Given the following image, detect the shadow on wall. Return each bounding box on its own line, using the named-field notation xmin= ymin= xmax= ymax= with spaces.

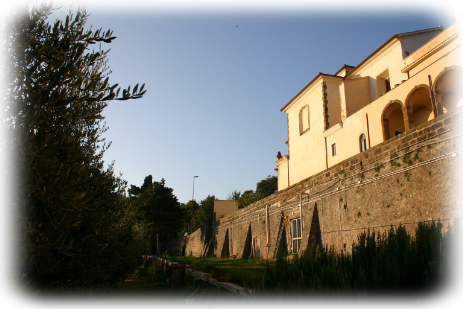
xmin=220 ymin=229 xmax=230 ymax=258
xmin=241 ymin=224 xmax=253 ymax=259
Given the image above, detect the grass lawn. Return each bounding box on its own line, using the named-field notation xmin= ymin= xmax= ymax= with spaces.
xmin=81 ymin=257 xmax=272 ymax=302
xmin=169 ymin=256 xmax=274 ymax=289
xmin=78 ymin=268 xmax=192 ymax=309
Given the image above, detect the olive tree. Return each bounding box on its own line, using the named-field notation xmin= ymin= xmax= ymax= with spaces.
xmin=3 ymin=4 xmax=146 ymax=290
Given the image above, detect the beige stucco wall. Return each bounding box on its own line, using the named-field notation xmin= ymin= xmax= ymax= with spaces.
xmin=325 ymin=76 xmax=343 ymax=127
xmin=276 ymin=155 xmax=289 ymax=191
xmin=325 ymin=112 xmax=368 ymax=168
xmin=213 ymin=200 xmax=238 ymax=222
xmin=342 ymin=76 xmax=371 ymax=117
xmin=409 ymin=32 xmax=461 ymax=77
xmin=282 ymin=75 xmax=346 ymax=188
xmin=336 ymin=67 xmax=348 ymax=77
xmin=285 ymin=78 xmax=327 ymax=187
xmin=347 ymin=40 xmax=409 ymax=103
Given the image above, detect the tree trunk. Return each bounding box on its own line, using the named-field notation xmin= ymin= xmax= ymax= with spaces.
xmin=149 ymin=234 xmax=153 ymax=255
xmin=156 ymin=233 xmax=160 ymax=256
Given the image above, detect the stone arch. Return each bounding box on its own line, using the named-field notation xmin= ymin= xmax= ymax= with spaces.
xmin=433 ymin=66 xmax=463 ymax=115
xmin=381 ymin=100 xmax=406 ymax=141
xmin=405 ymin=84 xmax=434 ymax=128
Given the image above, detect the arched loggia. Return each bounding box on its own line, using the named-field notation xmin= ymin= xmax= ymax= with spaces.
xmin=382 ymin=101 xmax=406 ymax=141
xmin=405 ymin=85 xmax=434 ymax=128
xmin=434 ymin=67 xmax=463 ymax=115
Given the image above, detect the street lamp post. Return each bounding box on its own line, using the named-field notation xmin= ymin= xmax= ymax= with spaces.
xmin=192 ymin=176 xmax=199 ymax=201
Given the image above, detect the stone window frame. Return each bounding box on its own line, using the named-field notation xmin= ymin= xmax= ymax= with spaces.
xmin=291 ymin=218 xmax=302 ymax=254
xmin=299 ymin=104 xmax=310 ymax=135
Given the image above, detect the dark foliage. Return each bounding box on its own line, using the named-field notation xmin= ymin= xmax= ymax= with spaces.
xmin=237 ymin=190 xmax=263 ymax=209
xmin=4 ymin=4 xmax=146 ymax=291
xmin=198 ymin=195 xmax=215 ymax=227
xmin=256 ymin=175 xmax=277 ymax=198
xmin=130 ymin=175 xmax=184 ymax=254
xmin=231 ymin=175 xmax=277 ymax=209
xmin=130 ymin=176 xmax=184 ymax=236
xmin=262 ymin=222 xmax=455 ymax=296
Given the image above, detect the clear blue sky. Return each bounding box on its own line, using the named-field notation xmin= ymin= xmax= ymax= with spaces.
xmin=49 ymin=1 xmax=455 ymax=204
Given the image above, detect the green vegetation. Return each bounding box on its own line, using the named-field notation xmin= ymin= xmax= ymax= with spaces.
xmin=255 ymin=175 xmax=278 ymax=197
xmin=179 ymin=175 xmax=278 ymax=236
xmin=261 ymin=221 xmax=454 ymax=295
xmin=228 ymin=175 xmax=278 ymax=209
xmin=79 ymin=264 xmax=188 ymax=309
xmin=402 ymin=148 xmax=413 ymax=166
xmin=170 ymin=256 xmax=273 ymax=289
xmin=179 ymin=195 xmax=216 ymax=236
xmin=390 ymin=153 xmax=401 ymax=167
xmin=6 ymin=4 xmax=146 ymax=291
xmin=129 ymin=175 xmax=184 ymax=255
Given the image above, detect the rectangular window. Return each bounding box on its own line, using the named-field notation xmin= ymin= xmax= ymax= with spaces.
xmin=376 ymin=69 xmax=390 ymax=97
xmin=291 ymin=218 xmax=302 ymax=254
xmin=299 ymin=105 xmax=310 ymax=135
xmin=385 ymin=78 xmax=391 ymax=92
xmin=331 ymin=143 xmax=337 ymax=157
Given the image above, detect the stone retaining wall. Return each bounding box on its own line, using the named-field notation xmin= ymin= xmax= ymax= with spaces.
xmin=167 ymin=225 xmax=211 ymax=256
xmin=177 ymin=111 xmax=463 ymax=259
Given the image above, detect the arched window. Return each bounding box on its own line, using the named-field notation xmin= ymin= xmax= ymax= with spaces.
xmin=359 ymin=134 xmax=367 ymax=152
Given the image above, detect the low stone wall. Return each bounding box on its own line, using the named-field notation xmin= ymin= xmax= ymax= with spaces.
xmin=176 ymin=111 xmax=463 ymax=258
xmin=167 ymin=225 xmax=211 ymax=257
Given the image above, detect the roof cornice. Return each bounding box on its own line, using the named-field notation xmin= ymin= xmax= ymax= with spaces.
xmin=334 ymin=64 xmax=356 ymax=76
xmin=281 ymin=73 xmax=343 ymax=112
xmin=401 ymin=24 xmax=458 ymax=73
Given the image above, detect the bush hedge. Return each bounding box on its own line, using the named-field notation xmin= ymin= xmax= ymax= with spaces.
xmin=252 ymin=222 xmax=463 ymax=309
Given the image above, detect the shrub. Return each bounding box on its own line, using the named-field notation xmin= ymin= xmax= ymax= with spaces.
xmin=261 ymin=221 xmax=454 ymax=295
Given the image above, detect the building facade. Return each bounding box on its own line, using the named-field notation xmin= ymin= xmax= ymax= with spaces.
xmin=277 ymin=24 xmax=462 ymax=191
xmin=168 ymin=23 xmax=462 ymax=259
